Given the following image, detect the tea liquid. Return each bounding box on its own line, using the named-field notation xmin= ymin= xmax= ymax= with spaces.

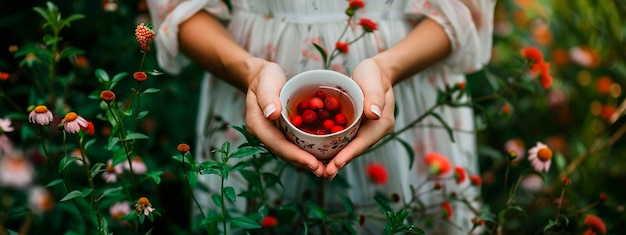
xmin=287 ymin=85 xmax=356 ymax=135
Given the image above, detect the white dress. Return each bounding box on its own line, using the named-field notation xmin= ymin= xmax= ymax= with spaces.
xmin=148 ymin=0 xmax=495 ymax=234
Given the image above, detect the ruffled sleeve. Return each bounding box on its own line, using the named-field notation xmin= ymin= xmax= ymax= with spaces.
xmin=147 ymin=0 xmax=231 ymax=75
xmin=405 ymin=0 xmax=496 ymax=74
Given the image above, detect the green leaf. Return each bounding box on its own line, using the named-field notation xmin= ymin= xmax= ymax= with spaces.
xmin=45 ymin=179 xmax=63 ymax=188
xmin=61 ymin=188 xmax=92 ymax=202
xmin=306 ymin=201 xmax=327 ymax=221
xmin=498 ymin=206 xmax=527 ymax=224
xmin=312 ymin=43 xmax=328 ymax=67
xmin=95 ymin=68 xmax=110 ymax=83
xmin=228 ymin=216 xmax=261 ymax=229
xmin=341 ymin=196 xmax=355 ymax=219
xmin=224 ymin=186 xmax=236 ymax=203
xmin=394 ymin=224 xmax=425 ymax=234
xmin=394 ymin=138 xmax=415 ymax=170
xmin=229 ymin=161 xmax=250 ymax=172
xmin=59 ymin=156 xmax=78 ymax=172
xmin=58 ymin=47 xmax=84 ymax=60
xmin=90 ymin=162 xmax=106 ymax=179
xmin=109 ymin=72 xmax=128 ymax=90
xmin=63 ymin=14 xmax=85 ymax=25
xmin=374 ymin=195 xmax=394 ymax=221
xmin=428 ymin=112 xmax=455 ymax=142
xmin=144 ymin=171 xmax=163 ymax=185
xmin=200 ymin=212 xmax=223 ymax=225
xmin=231 ymin=146 xmax=261 ymax=158
xmin=125 ymin=132 xmax=149 ymax=141
xmin=137 ymin=111 xmax=149 ymax=119
xmin=84 ymin=138 xmax=97 ymax=151
xmin=211 ymin=194 xmax=222 ymax=208
xmin=261 ymin=172 xmax=284 ymax=189
xmin=142 ymin=88 xmax=160 ymax=94
xmin=97 ymin=186 xmax=123 ymax=201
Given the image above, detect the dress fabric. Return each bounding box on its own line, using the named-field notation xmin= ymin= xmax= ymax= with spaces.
xmin=148 ymin=0 xmax=495 ymax=234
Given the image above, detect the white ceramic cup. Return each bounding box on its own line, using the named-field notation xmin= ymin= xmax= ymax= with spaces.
xmin=278 ymin=69 xmax=364 ymax=160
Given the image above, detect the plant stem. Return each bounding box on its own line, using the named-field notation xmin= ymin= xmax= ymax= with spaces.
xmin=503 ymin=161 xmax=510 ymax=197
xmin=77 ymin=135 xmax=103 ymax=230
xmin=554 ymin=187 xmax=566 ymax=222
xmin=367 ymin=105 xmax=439 ymax=153
xmin=108 ymin=102 xmax=137 ymax=196
xmin=220 ymin=175 xmax=227 ymax=235
xmin=182 ymin=153 xmax=206 ymax=220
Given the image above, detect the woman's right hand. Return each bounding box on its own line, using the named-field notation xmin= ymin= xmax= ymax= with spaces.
xmin=243 ymin=58 xmax=326 ymax=177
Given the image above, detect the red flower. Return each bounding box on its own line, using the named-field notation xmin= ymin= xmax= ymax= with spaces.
xmin=134 ymin=72 xmax=148 ymax=82
xmin=583 ymin=214 xmax=606 ymax=234
xmin=335 ymin=41 xmax=349 ymax=53
xmin=82 ymin=121 xmax=95 ymax=135
xmin=0 ymin=72 xmax=9 ymax=80
xmin=366 ymin=162 xmax=388 ymax=185
xmin=261 ymin=216 xmax=278 ymax=227
xmin=583 ymin=229 xmax=597 ymax=235
xmin=502 ymin=104 xmax=511 ymax=115
xmin=469 ymin=175 xmax=482 ymax=186
xmin=433 ymin=182 xmax=442 ymax=190
xmin=359 ymin=18 xmax=378 ymax=32
xmin=440 ymin=201 xmax=453 ymax=220
xmin=135 ymin=23 xmax=155 ymax=51
xmin=538 ymin=62 xmax=552 ymax=89
xmin=598 ymin=192 xmax=608 ymax=203
xmin=425 ymin=152 xmax=451 ymax=176
xmin=561 ymin=177 xmax=572 ymax=186
xmin=454 ymin=166 xmax=466 ymax=184
xmin=457 ymin=82 xmax=466 ymax=90
xmin=349 ymin=0 xmax=365 ymax=9
xmin=521 ymin=46 xmax=544 ymax=63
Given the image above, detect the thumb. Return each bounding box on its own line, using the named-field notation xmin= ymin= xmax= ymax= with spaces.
xmin=256 ymin=63 xmax=286 ymax=121
xmin=353 ymin=61 xmax=386 ymax=120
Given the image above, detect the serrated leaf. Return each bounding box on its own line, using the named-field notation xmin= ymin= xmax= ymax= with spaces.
xmin=229 ymin=216 xmax=261 ymax=229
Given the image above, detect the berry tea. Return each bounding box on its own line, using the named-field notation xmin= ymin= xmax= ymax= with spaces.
xmin=286 ymin=84 xmax=356 ymax=135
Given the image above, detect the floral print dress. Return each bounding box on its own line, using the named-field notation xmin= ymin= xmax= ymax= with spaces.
xmin=148 ymin=0 xmax=495 ymax=233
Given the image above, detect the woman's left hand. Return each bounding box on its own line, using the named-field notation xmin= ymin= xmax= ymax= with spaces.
xmin=323 ymin=58 xmax=396 ymax=180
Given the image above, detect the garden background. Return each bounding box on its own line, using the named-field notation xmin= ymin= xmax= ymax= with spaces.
xmin=0 ymin=0 xmax=625 ymax=234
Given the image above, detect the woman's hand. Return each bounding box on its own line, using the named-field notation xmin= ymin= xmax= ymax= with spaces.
xmin=244 ymin=58 xmax=326 ymax=177
xmin=323 ymin=58 xmax=395 ymax=180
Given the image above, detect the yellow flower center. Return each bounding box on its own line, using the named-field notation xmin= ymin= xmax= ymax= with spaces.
xmin=64 ymin=112 xmax=78 ymax=122
xmin=537 ymin=148 xmax=552 ymax=162
xmin=34 ymin=105 xmax=48 ymax=113
xmin=138 ymin=197 xmax=150 ymax=204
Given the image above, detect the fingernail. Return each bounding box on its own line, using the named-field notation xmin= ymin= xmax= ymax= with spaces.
xmin=370 ymin=105 xmax=381 ymax=118
xmin=263 ymin=104 xmax=276 ymax=118
xmin=329 ymin=173 xmax=337 ymax=181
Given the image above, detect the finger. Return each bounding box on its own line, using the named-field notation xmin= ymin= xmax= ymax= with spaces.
xmin=246 ymin=91 xmax=324 ymax=177
xmin=324 ymin=91 xmax=395 ymax=179
xmin=256 ymin=63 xmax=286 ymax=121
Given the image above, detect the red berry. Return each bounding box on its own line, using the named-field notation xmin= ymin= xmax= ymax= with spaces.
xmin=334 ymin=113 xmax=347 ymax=126
xmin=308 ymin=97 xmax=324 ymax=110
xmin=302 ymin=110 xmax=318 ymax=123
xmin=291 ymin=115 xmax=303 ymax=127
xmin=324 ymin=97 xmax=340 ymax=111
xmin=323 ymin=120 xmax=335 ymax=130
xmin=297 ymin=101 xmax=309 ymax=114
xmin=330 ymin=125 xmax=344 ymax=133
xmin=315 ymin=90 xmax=326 ymax=99
xmin=317 ymin=109 xmax=331 ymax=120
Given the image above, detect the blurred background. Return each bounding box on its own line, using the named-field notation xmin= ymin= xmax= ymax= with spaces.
xmin=1 ymin=0 xmax=625 ymax=234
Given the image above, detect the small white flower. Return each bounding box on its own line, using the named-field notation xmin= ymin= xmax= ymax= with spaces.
xmin=28 ymin=106 xmax=54 ymax=126
xmin=135 ymin=197 xmax=155 ymax=216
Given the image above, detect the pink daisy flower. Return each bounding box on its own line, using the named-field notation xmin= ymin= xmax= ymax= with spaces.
xmin=61 ymin=112 xmax=88 ymax=134
xmin=28 ymin=105 xmax=54 ymax=125
xmin=527 ymin=142 xmax=552 ymax=172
